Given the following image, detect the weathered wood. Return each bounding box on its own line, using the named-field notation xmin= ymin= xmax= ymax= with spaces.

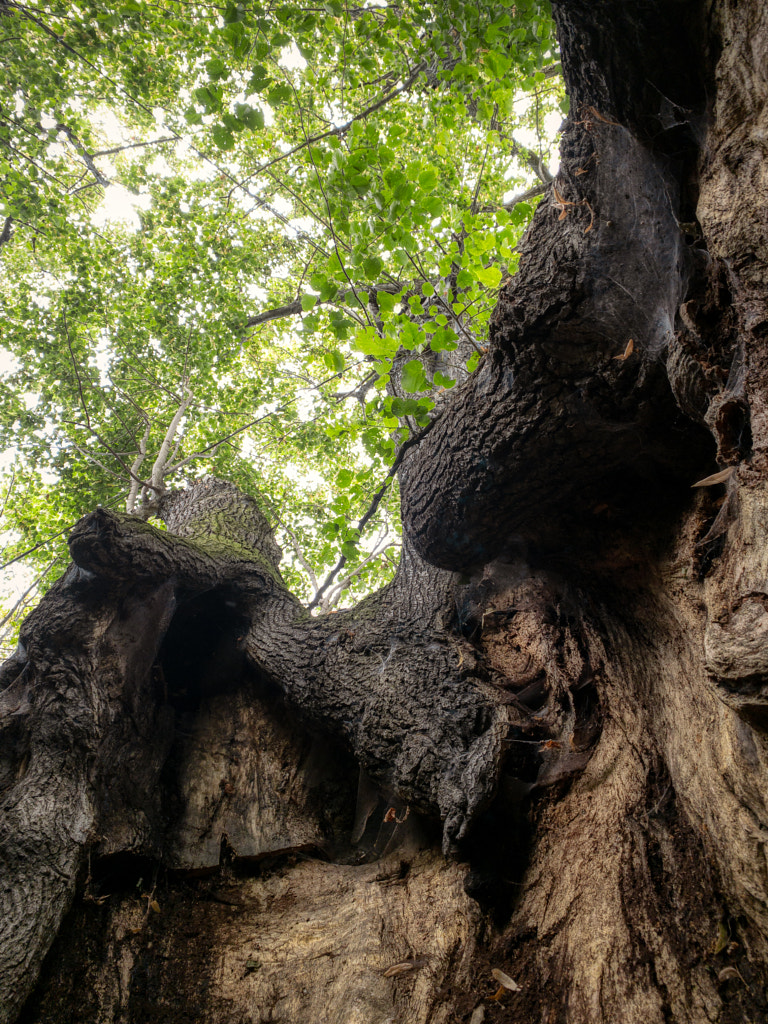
xmin=5 ymin=0 xmax=768 ymax=1021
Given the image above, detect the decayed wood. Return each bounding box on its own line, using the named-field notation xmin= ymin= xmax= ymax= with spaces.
xmin=21 ymin=852 xmax=484 ymax=1024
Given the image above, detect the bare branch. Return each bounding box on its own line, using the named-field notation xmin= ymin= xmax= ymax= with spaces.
xmin=321 ymin=534 xmax=397 ymax=612
xmin=245 ymin=298 xmax=304 ymax=328
xmin=56 ymin=122 xmax=109 ymax=186
xmin=0 ymin=490 xmax=128 ymax=572
xmin=126 ymin=418 xmax=152 ymax=513
xmin=149 ymin=385 xmax=194 ymax=494
xmin=0 ymin=471 xmax=15 ymax=519
xmin=0 ymin=555 xmax=61 ymax=635
xmin=71 ymin=440 xmax=125 ymax=480
xmin=260 ymin=497 xmax=320 ymax=593
xmin=91 ymin=135 xmax=176 ymax=158
xmin=64 ymin=319 xmax=152 ymax=492
xmin=0 ymin=216 xmax=12 ymax=247
xmin=244 ymin=282 xmax=402 ymax=329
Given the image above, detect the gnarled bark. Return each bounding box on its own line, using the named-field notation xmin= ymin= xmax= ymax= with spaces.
xmin=4 ymin=0 xmax=768 ymax=1021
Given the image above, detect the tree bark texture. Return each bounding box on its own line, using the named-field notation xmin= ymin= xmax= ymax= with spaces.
xmin=3 ymin=0 xmax=768 ymax=1022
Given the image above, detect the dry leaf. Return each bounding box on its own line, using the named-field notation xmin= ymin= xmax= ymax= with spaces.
xmin=383 ymin=958 xmax=426 ymax=977
xmin=718 ymin=966 xmax=747 ymax=985
xmin=149 ymin=899 xmax=161 ymax=914
xmin=692 ymin=467 xmax=735 ymax=488
xmin=583 ymin=105 xmax=620 ymax=125
xmin=491 ymin=967 xmax=521 ymax=992
xmin=614 ymin=339 xmax=634 ymax=361
xmin=713 ymin=921 xmax=729 ymax=955
xmin=470 ymin=1006 xmax=486 ymax=1024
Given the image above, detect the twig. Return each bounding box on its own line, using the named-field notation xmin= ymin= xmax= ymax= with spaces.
xmin=0 ymin=555 xmax=61 ymax=633
xmin=307 ymin=413 xmax=442 ymax=612
xmin=56 ymin=122 xmax=109 ymax=186
xmin=91 ymin=136 xmax=176 ymax=158
xmin=0 ymin=471 xmax=15 ymax=518
xmin=237 ymin=62 xmax=427 ymax=190
xmin=244 ymin=282 xmax=402 ymax=329
xmin=64 ymin=318 xmax=152 ymax=491
xmin=321 ymin=535 xmax=397 ymax=611
xmin=0 ymin=490 xmax=128 ymax=572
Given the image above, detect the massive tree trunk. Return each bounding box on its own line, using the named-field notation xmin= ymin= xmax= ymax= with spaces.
xmin=3 ymin=0 xmax=768 ymax=1021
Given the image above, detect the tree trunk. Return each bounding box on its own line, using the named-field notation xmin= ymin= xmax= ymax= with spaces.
xmin=3 ymin=0 xmax=768 ymax=1021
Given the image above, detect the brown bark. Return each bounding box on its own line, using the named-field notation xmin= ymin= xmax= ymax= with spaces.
xmin=3 ymin=0 xmax=768 ymax=1022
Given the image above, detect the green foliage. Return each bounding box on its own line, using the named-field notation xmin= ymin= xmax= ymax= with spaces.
xmin=0 ymin=0 xmax=562 ymax=634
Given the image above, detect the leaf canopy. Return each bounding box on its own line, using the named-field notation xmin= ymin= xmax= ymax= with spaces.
xmin=0 ymin=0 xmax=563 ymax=638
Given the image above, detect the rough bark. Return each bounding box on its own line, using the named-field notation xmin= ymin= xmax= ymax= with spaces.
xmin=3 ymin=0 xmax=768 ymax=1022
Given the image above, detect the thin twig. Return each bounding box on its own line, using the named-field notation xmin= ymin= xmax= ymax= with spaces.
xmin=0 ymin=555 xmax=61 ymax=633
xmin=237 ymin=62 xmax=426 ymax=190
xmin=307 ymin=412 xmax=442 ymax=612
xmin=322 ymin=535 xmax=396 ymax=611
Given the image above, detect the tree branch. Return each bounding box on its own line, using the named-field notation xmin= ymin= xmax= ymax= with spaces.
xmin=307 ymin=412 xmax=441 ymax=612
xmin=245 ymin=282 xmax=402 ymax=329
xmin=238 ymin=62 xmax=427 ymax=188
xmin=149 ymin=386 xmax=194 ymax=494
xmin=55 ymin=122 xmax=109 ymax=186
xmin=126 ymin=418 xmax=152 ymax=513
xmin=0 ymin=216 xmax=12 ymax=247
xmin=320 ymin=533 xmax=397 ymax=612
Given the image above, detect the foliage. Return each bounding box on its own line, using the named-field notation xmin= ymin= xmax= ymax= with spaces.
xmin=0 ymin=0 xmax=563 ymax=637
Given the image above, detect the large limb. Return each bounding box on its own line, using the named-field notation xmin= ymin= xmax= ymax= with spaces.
xmin=400 ymin=1 xmax=718 ymax=571
xmin=67 ymin=487 xmax=518 ymax=853
xmin=0 ymin=571 xmax=177 ymax=1024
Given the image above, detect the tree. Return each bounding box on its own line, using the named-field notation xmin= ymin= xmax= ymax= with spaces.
xmin=3 ymin=0 xmax=768 ymax=1022
xmin=0 ymin=0 xmax=561 ymax=625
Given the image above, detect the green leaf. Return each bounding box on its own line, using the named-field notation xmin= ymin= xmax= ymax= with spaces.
xmin=206 ymin=58 xmax=227 ymax=81
xmin=234 ymin=103 xmax=264 ymax=131
xmin=417 ymin=166 xmax=439 ymax=192
xmin=301 ymin=294 xmax=317 ymax=312
xmin=401 ymin=359 xmax=429 ymax=393
xmin=399 ymin=322 xmax=422 ymax=350
xmin=475 ymin=265 xmax=502 ymax=288
xmin=376 ymin=290 xmax=396 ymax=314
xmin=354 ymin=326 xmax=395 ymax=357
xmin=391 ymin=397 xmax=419 ymax=417
xmin=267 ymin=83 xmax=292 ymax=106
xmin=363 ymin=256 xmax=383 ymax=280
xmin=211 ymin=126 xmax=235 ymax=150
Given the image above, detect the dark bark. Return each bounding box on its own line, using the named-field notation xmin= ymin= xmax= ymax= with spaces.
xmin=3 ymin=0 xmax=768 ymax=1021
